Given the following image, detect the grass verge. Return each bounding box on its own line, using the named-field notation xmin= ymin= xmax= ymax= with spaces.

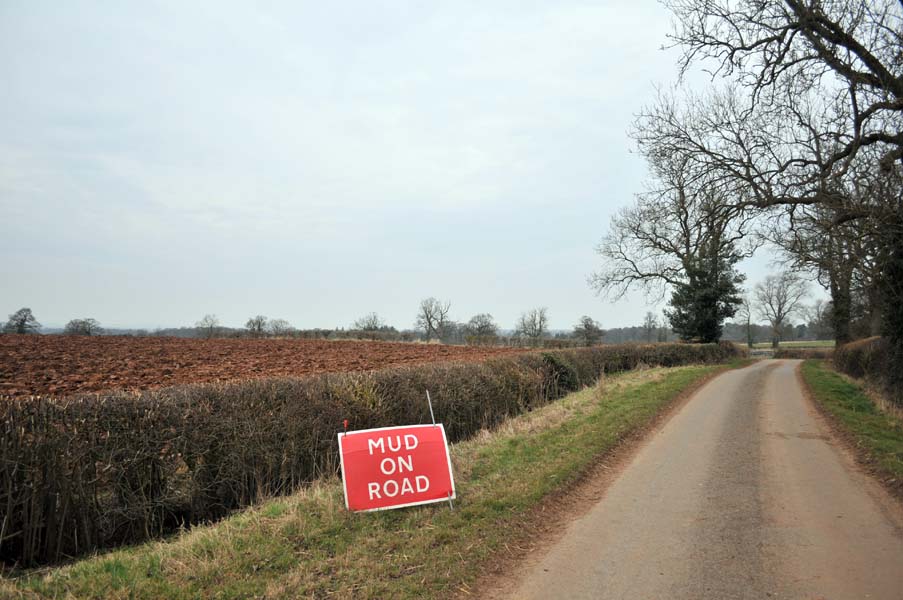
xmin=800 ymin=360 xmax=903 ymax=497
xmin=3 ymin=362 xmax=740 ymax=599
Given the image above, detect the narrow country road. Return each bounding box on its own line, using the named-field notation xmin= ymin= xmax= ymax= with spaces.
xmin=509 ymin=360 xmax=903 ymax=599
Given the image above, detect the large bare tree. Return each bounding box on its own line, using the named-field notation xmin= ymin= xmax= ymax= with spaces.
xmin=666 ymin=0 xmax=903 ymax=176
xmin=592 ymin=147 xmax=758 ymax=301
xmin=768 ymin=189 xmax=883 ymax=344
xmin=755 ymin=273 xmax=809 ymax=348
xmin=646 ymin=0 xmax=903 ymax=398
xmin=591 ymin=135 xmax=753 ymax=342
xmin=196 ymin=314 xmax=221 ymax=339
xmin=515 ymin=307 xmax=549 ymax=345
xmin=353 ymin=312 xmax=384 ymax=331
xmin=245 ymin=315 xmax=268 ymax=338
xmin=267 ymin=319 xmax=294 ymax=336
xmin=416 ymin=298 xmax=450 ymax=342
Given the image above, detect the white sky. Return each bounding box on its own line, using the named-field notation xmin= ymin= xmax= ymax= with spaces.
xmin=1 ymin=1 xmax=808 ymax=330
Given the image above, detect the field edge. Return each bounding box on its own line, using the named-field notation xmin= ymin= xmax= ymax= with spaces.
xmin=3 ymin=360 xmax=748 ymax=599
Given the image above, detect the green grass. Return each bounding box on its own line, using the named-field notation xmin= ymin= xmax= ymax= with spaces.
xmin=3 ymin=362 xmax=739 ymax=599
xmin=801 ymin=360 xmax=903 ymax=488
xmin=752 ymin=339 xmax=835 ymax=349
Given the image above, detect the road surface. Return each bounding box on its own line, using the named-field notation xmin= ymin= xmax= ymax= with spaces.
xmin=510 ymin=360 xmax=903 ymax=599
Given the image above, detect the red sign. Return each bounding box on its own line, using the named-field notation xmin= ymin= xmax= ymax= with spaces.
xmin=338 ymin=424 xmax=456 ymax=512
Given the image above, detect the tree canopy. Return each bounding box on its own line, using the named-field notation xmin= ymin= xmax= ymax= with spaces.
xmin=3 ymin=308 xmax=41 ymax=334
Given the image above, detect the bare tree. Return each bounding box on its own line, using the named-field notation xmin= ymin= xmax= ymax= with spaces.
xmin=650 ymin=0 xmax=903 ymax=359
xmin=590 ymin=134 xmax=753 ymax=344
xmin=755 ymin=274 xmax=810 ymax=348
xmin=353 ymin=312 xmax=385 ymax=331
xmin=515 ymin=307 xmax=549 ymax=345
xmin=734 ymin=295 xmax=755 ymax=349
xmin=196 ymin=314 xmax=221 ymax=339
xmin=64 ymin=318 xmax=104 ymax=336
xmin=642 ymin=311 xmax=658 ymax=343
xmin=666 ymin=0 xmax=903 ymax=175
xmin=806 ymin=299 xmax=834 ymax=341
xmin=267 ymin=318 xmax=294 ymax=336
xmin=657 ymin=311 xmax=669 ymax=342
xmin=3 ymin=308 xmax=41 ymax=334
xmin=573 ymin=316 xmax=604 ymax=346
xmin=416 ymin=298 xmax=451 ymax=342
xmin=245 ymin=315 xmax=268 ymax=338
xmin=770 ymin=206 xmax=867 ymax=345
xmin=591 ymin=148 xmax=758 ymax=302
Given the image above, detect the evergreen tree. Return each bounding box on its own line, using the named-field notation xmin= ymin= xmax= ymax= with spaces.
xmin=665 ymin=240 xmax=744 ymax=343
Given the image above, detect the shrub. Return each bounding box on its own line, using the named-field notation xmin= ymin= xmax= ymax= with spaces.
xmin=0 ymin=342 xmax=740 ymax=566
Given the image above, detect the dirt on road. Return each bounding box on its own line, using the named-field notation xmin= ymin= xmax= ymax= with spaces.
xmin=505 ymin=360 xmax=903 ymax=600
xmin=0 ymin=335 xmax=525 ymax=398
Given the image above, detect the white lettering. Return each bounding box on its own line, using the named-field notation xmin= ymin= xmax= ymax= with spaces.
xmin=367 ymin=433 xmax=420 ymax=455
xmin=368 ymin=482 xmax=381 ymax=499
xmin=366 ymin=476 xmax=431 ymax=500
xmin=380 ymin=457 xmax=396 ymax=475
xmin=367 ymin=438 xmax=384 ymax=455
xmin=397 ymin=454 xmax=413 ymax=473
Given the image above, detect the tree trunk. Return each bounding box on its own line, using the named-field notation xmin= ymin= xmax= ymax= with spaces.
xmin=879 ymin=207 xmax=903 ymax=407
xmin=829 ymin=274 xmax=852 ymax=346
xmin=746 ymin=318 xmax=753 ymax=348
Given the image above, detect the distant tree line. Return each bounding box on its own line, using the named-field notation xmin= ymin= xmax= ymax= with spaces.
xmin=1 ymin=308 xmax=106 ymax=336
xmin=3 ymin=298 xmax=832 ymax=349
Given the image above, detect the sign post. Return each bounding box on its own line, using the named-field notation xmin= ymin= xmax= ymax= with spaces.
xmin=338 ymin=424 xmax=456 ymax=512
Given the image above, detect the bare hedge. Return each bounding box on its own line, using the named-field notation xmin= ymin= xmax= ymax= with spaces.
xmin=833 ymin=337 xmax=900 ymax=407
xmin=0 ymin=342 xmax=740 ymax=566
xmin=833 ymin=337 xmax=882 ymax=378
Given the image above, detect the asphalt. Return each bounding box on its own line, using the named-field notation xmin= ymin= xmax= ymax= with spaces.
xmin=508 ymin=360 xmax=903 ymax=599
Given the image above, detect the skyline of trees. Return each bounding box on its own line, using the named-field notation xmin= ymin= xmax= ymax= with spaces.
xmin=3 ymin=284 xmax=833 ymax=345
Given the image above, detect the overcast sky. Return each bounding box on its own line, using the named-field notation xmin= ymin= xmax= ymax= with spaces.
xmin=1 ymin=0 xmax=791 ymax=331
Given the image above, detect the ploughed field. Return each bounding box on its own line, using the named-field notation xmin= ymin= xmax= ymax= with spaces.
xmin=0 ymin=335 xmax=525 ymax=399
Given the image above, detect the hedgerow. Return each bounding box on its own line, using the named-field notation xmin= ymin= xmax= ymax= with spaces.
xmin=833 ymin=337 xmax=883 ymax=379
xmin=0 ymin=342 xmax=740 ymax=566
xmin=772 ymin=347 xmax=833 ymax=359
xmin=833 ymin=337 xmax=900 ymax=408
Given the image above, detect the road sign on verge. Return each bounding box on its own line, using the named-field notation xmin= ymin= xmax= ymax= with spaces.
xmin=338 ymin=424 xmax=456 ymax=512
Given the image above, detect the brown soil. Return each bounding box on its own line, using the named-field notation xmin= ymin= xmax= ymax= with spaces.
xmin=0 ymin=335 xmax=526 ymax=399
